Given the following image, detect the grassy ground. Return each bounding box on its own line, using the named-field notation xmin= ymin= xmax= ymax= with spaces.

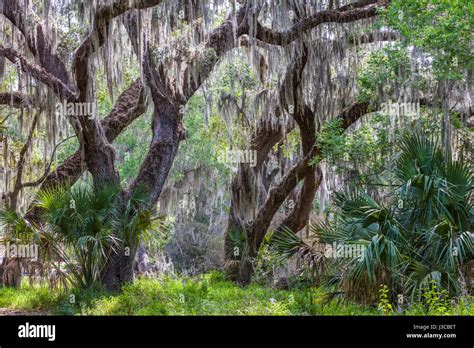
xmin=0 ymin=272 xmax=472 ymax=315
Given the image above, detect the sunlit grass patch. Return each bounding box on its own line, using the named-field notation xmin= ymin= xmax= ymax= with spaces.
xmin=0 ymin=272 xmax=471 ymax=316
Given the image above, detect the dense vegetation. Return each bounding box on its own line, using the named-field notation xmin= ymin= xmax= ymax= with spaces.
xmin=0 ymin=0 xmax=472 ymax=316
xmin=275 ymin=133 xmax=473 ymax=303
xmin=0 ymin=272 xmax=472 ymax=315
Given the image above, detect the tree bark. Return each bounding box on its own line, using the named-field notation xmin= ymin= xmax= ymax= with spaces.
xmin=1 ymin=0 xmax=392 ymax=291
xmin=223 ymin=112 xmax=288 ymax=262
xmin=24 ymin=80 xmax=146 ymax=221
xmin=100 ymin=4 xmax=250 ymax=290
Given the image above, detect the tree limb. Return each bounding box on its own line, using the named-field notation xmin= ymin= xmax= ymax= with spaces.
xmin=7 ymin=110 xmax=40 ymax=209
xmin=72 ymin=0 xmax=164 ymax=100
xmin=1 ymin=0 xmax=74 ymax=89
xmin=20 ymin=136 xmax=75 ymax=189
xmin=0 ymin=46 xmax=78 ymax=100
xmin=253 ymin=0 xmax=387 ymax=46
xmin=250 ymin=100 xmax=375 ymax=250
xmin=27 ymin=79 xmax=146 ymax=193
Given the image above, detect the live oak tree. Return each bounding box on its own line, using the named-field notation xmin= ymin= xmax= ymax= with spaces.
xmin=1 ymin=0 xmax=471 ymax=289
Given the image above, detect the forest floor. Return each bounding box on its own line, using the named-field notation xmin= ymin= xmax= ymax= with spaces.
xmin=0 ymin=272 xmax=472 ymax=316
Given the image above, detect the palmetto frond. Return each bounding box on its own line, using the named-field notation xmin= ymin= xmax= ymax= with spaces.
xmin=272 ymin=226 xmax=326 ymax=272
xmin=292 ymin=132 xmax=474 ymax=303
xmin=395 ymin=132 xmax=444 ymax=182
xmin=0 ymin=183 xmax=143 ymax=289
xmin=0 ymin=207 xmax=35 ymax=241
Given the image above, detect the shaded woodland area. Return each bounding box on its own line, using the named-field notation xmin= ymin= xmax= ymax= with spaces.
xmin=0 ymin=0 xmax=472 ymax=315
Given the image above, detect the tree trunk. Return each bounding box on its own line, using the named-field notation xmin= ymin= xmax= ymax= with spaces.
xmin=1 ymin=258 xmax=22 ymax=288
xmin=100 ymin=249 xmax=137 ymax=292
xmin=224 ymin=163 xmax=258 ymax=261
xmin=100 ymin=102 xmax=183 ymax=291
xmin=230 ymin=47 xmax=315 ymax=284
xmin=223 ymin=120 xmax=284 ymax=279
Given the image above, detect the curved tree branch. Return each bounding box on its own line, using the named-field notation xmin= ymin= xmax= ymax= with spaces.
xmin=7 ymin=110 xmax=40 ymax=209
xmin=26 ymin=79 xmax=146 ymax=196
xmin=20 ymin=136 xmax=75 ymax=189
xmin=253 ymin=0 xmax=388 ymax=46
xmin=72 ymin=0 xmax=164 ymax=100
xmin=1 ymin=0 xmax=74 ymax=90
xmin=0 ymin=46 xmax=78 ymax=100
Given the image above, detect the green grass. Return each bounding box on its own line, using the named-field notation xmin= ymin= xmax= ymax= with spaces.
xmin=0 ymin=272 xmax=472 ymax=316
xmin=0 ymin=285 xmax=63 ymax=312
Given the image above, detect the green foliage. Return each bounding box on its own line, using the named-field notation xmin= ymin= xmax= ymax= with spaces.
xmin=277 ymin=132 xmax=473 ymax=304
xmin=0 ymin=282 xmax=62 ymax=312
xmin=56 ymin=19 xmax=86 ymax=60
xmin=316 ymin=115 xmax=389 ymax=172
xmin=0 ymin=272 xmax=470 ymax=315
xmin=113 ymin=113 xmax=152 ymax=181
xmin=357 ymin=45 xmax=412 ymax=105
xmin=172 ymin=95 xmax=229 ymax=177
xmin=314 ymin=118 xmax=345 ymax=164
xmin=0 ymin=184 xmax=121 ymax=288
xmin=378 ymin=285 xmax=394 ymax=314
xmin=272 ymin=226 xmax=329 ymax=285
xmin=313 ymin=105 xmax=469 ymax=193
xmin=273 ymin=226 xmax=309 ymax=259
xmin=226 ymin=227 xmax=246 ymax=256
xmin=313 ymin=114 xmax=388 ymax=185
xmin=383 ymin=0 xmax=474 ymax=80
xmin=419 ymin=281 xmax=452 ymax=315
xmin=219 ymin=59 xmax=259 ymax=94
xmin=280 ymin=129 xmax=301 ymax=159
xmin=253 ymin=231 xmax=287 ymax=285
xmin=1 ymin=183 xmax=166 ymax=289
xmin=165 ymin=57 xmax=261 ymax=188
xmin=386 ymin=280 xmax=472 ymax=315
